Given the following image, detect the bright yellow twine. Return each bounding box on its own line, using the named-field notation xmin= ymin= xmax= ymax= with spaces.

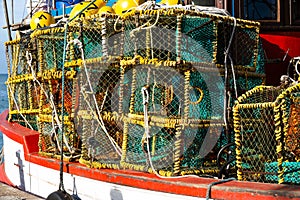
xmin=30 ymin=27 xmax=65 ymax=38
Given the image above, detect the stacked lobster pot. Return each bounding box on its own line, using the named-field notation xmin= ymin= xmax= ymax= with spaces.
xmin=234 ymin=81 xmax=300 ymax=184
xmin=5 ymin=27 xmax=81 ymax=159
xmin=66 ymin=13 xmax=126 ymax=168
xmin=5 ymin=5 xmax=266 ymax=176
xmin=5 ymin=34 xmax=40 ymax=130
xmin=67 ymin=8 xmax=265 ymax=176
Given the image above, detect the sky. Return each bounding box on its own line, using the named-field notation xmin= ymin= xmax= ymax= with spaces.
xmin=0 ymin=0 xmax=27 ymax=74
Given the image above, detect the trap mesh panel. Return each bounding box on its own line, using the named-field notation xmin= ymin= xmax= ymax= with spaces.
xmin=37 ymin=117 xmax=79 ymax=157
xmin=275 ymin=84 xmax=300 ymax=184
xmin=31 ymin=28 xmax=79 ymax=158
xmin=123 ymin=14 xmax=178 ymax=60
xmin=76 ymin=61 xmax=123 ymax=169
xmin=285 ymin=96 xmax=300 ymax=162
xmin=38 ymin=78 xmax=74 ymax=115
xmin=234 ymin=86 xmax=282 ymax=183
xmin=34 ymin=29 xmax=65 ymax=71
xmin=233 ymin=85 xmax=300 ymax=183
xmin=67 ymin=14 xmax=124 ymax=60
xmin=122 ymin=10 xmax=260 ymax=67
xmin=120 ymin=64 xmax=185 ymax=175
xmin=5 ymin=35 xmax=34 ymax=76
xmin=36 ymin=76 xmax=78 ymax=157
xmin=5 ymin=34 xmax=40 ymax=130
xmin=120 ymin=62 xmax=226 ymax=176
xmin=181 ymin=16 xmax=215 ymax=63
xmin=122 ymin=13 xmax=216 ymax=62
xmin=216 ymin=20 xmax=259 ymax=70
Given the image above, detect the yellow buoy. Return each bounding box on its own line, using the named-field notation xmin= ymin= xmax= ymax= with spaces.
xmin=94 ymin=0 xmax=106 ymax=8
xmin=97 ymin=5 xmax=115 ymax=14
xmin=158 ymin=0 xmax=179 ymax=5
xmin=113 ymin=0 xmax=143 ymax=15
xmin=30 ymin=11 xmax=55 ymax=30
xmin=69 ymin=1 xmax=105 ymax=19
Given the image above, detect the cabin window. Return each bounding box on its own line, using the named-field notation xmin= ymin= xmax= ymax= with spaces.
xmin=292 ymin=0 xmax=300 ymax=24
xmin=243 ymin=0 xmax=279 ymax=21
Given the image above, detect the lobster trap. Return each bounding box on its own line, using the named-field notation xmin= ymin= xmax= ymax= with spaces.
xmin=73 ymin=60 xmax=124 ymax=169
xmin=234 ymin=83 xmax=300 ymax=184
xmin=5 ymin=28 xmax=80 ymax=158
xmin=5 ymin=34 xmax=40 ymax=130
xmin=64 ymin=8 xmax=265 ymax=176
xmin=118 ymin=61 xmax=226 ymax=176
xmin=121 ymin=9 xmax=264 ymax=73
xmin=33 ymin=28 xmax=79 ymax=157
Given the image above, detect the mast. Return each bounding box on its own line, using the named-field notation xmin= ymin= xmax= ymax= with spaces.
xmin=52 ymin=0 xmax=56 ymax=10
xmin=2 ymin=0 xmax=12 ymax=41
xmin=11 ymin=0 xmax=14 ymax=24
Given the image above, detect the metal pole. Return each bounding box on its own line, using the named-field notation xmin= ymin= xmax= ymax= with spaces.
xmin=30 ymin=0 xmax=33 ymax=18
xmin=232 ymin=0 xmax=234 ymax=17
xmin=11 ymin=0 xmax=14 ymax=24
xmin=289 ymin=0 xmax=292 ymax=25
xmin=52 ymin=0 xmax=56 ymax=10
xmin=2 ymin=0 xmax=12 ymax=41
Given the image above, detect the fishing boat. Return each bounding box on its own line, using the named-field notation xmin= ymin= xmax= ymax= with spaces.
xmin=1 ymin=0 xmax=300 ymax=199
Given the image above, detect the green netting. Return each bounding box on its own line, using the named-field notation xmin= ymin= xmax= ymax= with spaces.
xmin=38 ymin=34 xmax=65 ymax=70
xmin=234 ymin=84 xmax=300 ymax=184
xmin=265 ymin=162 xmax=300 ymax=184
xmin=181 ymin=16 xmax=215 ymax=63
xmin=123 ymin=123 xmax=175 ymax=169
xmin=76 ymin=61 xmax=123 ymax=167
xmin=68 ymin=15 xmax=123 ymax=60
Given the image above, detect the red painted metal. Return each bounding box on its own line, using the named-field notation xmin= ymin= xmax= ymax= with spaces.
xmin=260 ymin=32 xmax=300 ymax=85
xmin=1 ymin=110 xmax=300 ymax=199
xmin=0 ymin=110 xmax=39 ymax=156
xmin=0 ymin=162 xmax=13 ymax=186
xmin=261 ymin=32 xmax=300 ymax=59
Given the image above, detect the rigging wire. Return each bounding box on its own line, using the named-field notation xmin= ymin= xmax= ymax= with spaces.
xmin=223 ymin=16 xmax=237 ymax=136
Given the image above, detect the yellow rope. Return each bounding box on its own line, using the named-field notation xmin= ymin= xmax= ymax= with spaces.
xmin=123 ymin=8 xmax=260 ymax=29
